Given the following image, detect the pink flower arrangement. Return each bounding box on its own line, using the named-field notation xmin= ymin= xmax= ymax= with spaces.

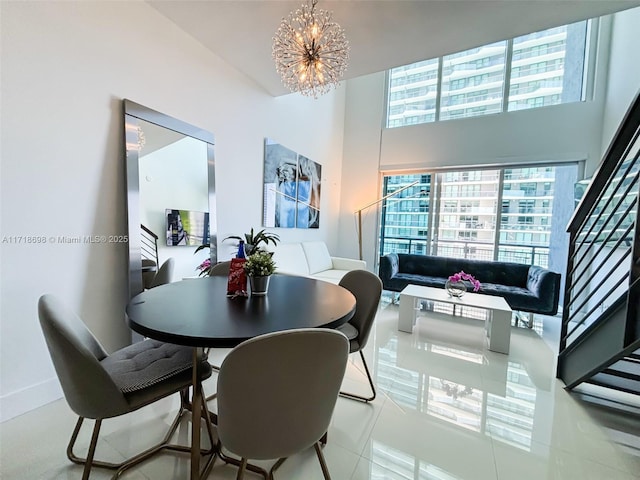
xmin=448 ymin=271 xmax=481 ymax=292
xmin=196 ymin=258 xmax=211 ymax=277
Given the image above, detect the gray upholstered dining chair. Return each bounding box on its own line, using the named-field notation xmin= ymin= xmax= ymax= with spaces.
xmin=208 ymin=260 xmax=231 ymax=276
xmin=141 ymin=258 xmax=157 ymax=289
xmin=216 ymin=328 xmax=349 ymax=479
xmin=37 ymin=294 xmax=214 ymax=480
xmin=205 ymin=259 xmax=233 ymax=367
xmin=337 ymin=269 xmax=383 ymax=403
xmin=149 ymin=257 xmax=175 ymax=288
xmin=204 ymin=260 xmax=233 ymax=377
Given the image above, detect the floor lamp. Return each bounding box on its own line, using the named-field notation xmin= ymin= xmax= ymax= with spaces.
xmin=355 ymin=181 xmax=419 ymax=261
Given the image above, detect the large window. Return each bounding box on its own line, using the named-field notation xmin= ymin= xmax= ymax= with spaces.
xmin=436 ymin=170 xmax=499 ymax=261
xmin=387 ymin=20 xmax=589 ymax=128
xmin=378 ymin=165 xmax=578 ymax=269
xmin=440 ymin=41 xmax=507 ymax=121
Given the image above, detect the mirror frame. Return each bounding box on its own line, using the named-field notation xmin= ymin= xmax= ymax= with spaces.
xmin=124 ymin=99 xmax=217 ymax=299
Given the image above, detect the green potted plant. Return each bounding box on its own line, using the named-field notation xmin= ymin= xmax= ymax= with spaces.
xmin=224 ymin=228 xmax=280 ymax=257
xmin=243 ymin=251 xmax=276 ymax=296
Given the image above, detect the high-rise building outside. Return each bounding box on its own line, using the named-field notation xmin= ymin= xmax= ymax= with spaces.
xmin=379 ymin=167 xmax=564 ymax=268
xmin=387 ymin=21 xmax=588 ymax=128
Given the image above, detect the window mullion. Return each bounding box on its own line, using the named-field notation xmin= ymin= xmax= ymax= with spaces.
xmin=583 ymin=18 xmax=598 ymax=102
xmin=502 ymin=39 xmax=514 ymax=113
xmin=494 ymin=170 xmax=506 ymax=261
xmin=435 ymin=57 xmax=443 ymax=121
xmin=430 ymin=173 xmax=442 ymax=255
xmin=379 ymin=176 xmax=390 ymax=256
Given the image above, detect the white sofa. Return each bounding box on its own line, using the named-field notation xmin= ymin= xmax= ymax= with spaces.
xmin=269 ymin=241 xmax=366 ymax=284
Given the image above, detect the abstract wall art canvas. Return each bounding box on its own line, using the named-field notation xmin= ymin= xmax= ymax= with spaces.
xmin=263 ymin=138 xmax=321 ymax=229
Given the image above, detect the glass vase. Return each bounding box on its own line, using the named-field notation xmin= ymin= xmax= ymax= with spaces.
xmin=445 ymin=279 xmax=466 ymax=298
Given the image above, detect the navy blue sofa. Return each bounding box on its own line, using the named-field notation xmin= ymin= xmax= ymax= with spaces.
xmin=379 ymin=253 xmax=561 ymax=316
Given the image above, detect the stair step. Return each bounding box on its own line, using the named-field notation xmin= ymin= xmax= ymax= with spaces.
xmin=588 ymin=372 xmax=640 ymax=395
xmin=629 ymin=353 xmax=640 ymax=362
xmin=572 ymin=383 xmax=640 ymax=415
xmin=604 ymin=359 xmax=640 ymax=381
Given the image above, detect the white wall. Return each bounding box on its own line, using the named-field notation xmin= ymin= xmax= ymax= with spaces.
xmin=380 ymin=101 xmax=602 ymax=172
xmin=0 ymin=1 xmax=345 ymax=421
xmin=338 ymin=72 xmax=387 ymax=270
xmin=601 ymin=6 xmax=640 ymax=156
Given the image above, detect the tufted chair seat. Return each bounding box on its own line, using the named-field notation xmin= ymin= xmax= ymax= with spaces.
xmin=100 ymin=339 xmax=197 ymax=407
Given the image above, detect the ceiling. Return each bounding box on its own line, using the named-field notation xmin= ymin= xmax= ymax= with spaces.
xmin=149 ymin=0 xmax=640 ymax=97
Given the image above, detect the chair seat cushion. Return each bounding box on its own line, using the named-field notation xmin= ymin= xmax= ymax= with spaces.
xmin=337 ymin=322 xmax=358 ymax=340
xmin=337 ymin=323 xmax=361 ymax=353
xmin=100 ymin=340 xmax=211 ymax=410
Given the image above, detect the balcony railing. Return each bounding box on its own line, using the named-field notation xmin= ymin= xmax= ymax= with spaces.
xmin=380 ymin=236 xmax=549 ymax=267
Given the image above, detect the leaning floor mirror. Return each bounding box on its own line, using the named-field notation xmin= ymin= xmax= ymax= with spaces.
xmin=124 ymin=99 xmax=217 ymax=299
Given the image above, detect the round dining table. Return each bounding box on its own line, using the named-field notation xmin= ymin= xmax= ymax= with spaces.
xmin=125 ymin=274 xmax=356 ymax=480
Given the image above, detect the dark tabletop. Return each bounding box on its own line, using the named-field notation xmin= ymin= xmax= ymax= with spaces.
xmin=126 ymin=274 xmax=356 ymax=348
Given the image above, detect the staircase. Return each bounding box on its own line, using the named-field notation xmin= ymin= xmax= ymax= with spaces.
xmin=557 ymin=91 xmax=640 ymax=404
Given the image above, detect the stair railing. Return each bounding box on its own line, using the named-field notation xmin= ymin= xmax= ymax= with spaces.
xmin=141 ymin=224 xmax=159 ymax=266
xmin=559 ymin=90 xmax=640 ymax=369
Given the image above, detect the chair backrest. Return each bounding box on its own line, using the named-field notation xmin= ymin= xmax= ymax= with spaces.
xmin=149 ymin=257 xmax=175 ymax=288
xmin=38 ymin=295 xmax=129 ymax=419
xmin=208 ymin=260 xmax=231 ymax=276
xmin=339 ymin=270 xmax=383 ymax=350
xmin=217 ymin=328 xmax=349 ymax=460
xmin=142 ymin=258 xmax=157 ymax=289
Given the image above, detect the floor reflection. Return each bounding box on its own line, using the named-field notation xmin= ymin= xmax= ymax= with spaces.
xmin=368 ymin=440 xmax=462 ymax=480
xmin=428 ymin=377 xmax=482 ymax=432
xmin=374 ymin=305 xmax=542 ymax=453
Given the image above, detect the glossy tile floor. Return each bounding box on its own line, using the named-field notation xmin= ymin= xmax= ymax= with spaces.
xmin=2 ymin=298 xmax=640 ymax=480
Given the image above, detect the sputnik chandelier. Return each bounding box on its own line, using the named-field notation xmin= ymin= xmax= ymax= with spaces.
xmin=136 ymin=125 xmax=146 ymax=151
xmin=272 ymin=0 xmax=349 ymax=98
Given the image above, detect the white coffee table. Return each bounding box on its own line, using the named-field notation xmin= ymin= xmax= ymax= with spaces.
xmin=398 ymin=285 xmax=512 ymax=354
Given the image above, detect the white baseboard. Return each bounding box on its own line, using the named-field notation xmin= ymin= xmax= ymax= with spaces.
xmin=1 ymin=377 xmax=63 ymax=423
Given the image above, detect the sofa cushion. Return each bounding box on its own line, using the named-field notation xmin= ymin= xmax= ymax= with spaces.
xmin=474 ymin=261 xmax=529 ymax=288
xmin=397 ymin=274 xmax=444 ymax=286
xmin=269 ymin=241 xmax=366 ymax=284
xmin=331 ymin=257 xmax=367 ymax=271
xmin=302 ymin=241 xmax=334 ymax=274
xmin=397 ymin=254 xmax=530 ymax=287
xmin=480 ymin=283 xmax=538 ymax=310
xmin=312 ymin=269 xmax=350 ymax=284
xmin=271 ymin=243 xmax=309 ymax=276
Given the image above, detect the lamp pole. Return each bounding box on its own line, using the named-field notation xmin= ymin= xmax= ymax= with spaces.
xmin=358 ymin=209 xmax=363 ymax=261
xmin=355 ymin=181 xmax=419 ymax=261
